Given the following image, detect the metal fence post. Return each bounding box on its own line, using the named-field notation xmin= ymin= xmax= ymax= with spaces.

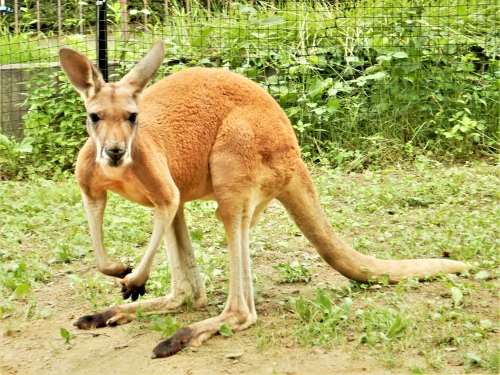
xmin=96 ymin=0 xmax=108 ymax=82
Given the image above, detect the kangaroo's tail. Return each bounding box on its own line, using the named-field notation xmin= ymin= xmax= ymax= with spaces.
xmin=276 ymin=161 xmax=470 ymax=283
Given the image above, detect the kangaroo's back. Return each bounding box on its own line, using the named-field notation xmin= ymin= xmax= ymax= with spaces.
xmin=137 ymin=67 xmax=300 ymax=201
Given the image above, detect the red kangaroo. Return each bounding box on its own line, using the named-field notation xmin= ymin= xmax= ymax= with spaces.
xmin=59 ymin=41 xmax=470 ymax=358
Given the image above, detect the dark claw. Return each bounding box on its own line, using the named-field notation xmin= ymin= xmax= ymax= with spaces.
xmin=115 ymin=266 xmax=133 ymax=279
xmin=121 ymin=283 xmax=146 ymax=301
xmin=151 ymin=327 xmax=194 ymax=358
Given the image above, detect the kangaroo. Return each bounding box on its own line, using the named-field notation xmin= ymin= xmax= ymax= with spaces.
xmin=59 ymin=41 xmax=470 ymax=358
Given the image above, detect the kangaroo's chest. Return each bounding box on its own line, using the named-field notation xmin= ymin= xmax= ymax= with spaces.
xmin=97 ymin=164 xmax=154 ymax=207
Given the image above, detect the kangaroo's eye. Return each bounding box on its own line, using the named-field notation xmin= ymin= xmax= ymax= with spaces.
xmin=128 ymin=113 xmax=138 ymax=123
xmin=89 ymin=113 xmax=100 ymax=123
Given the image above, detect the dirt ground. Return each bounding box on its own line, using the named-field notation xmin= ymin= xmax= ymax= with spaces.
xmin=1 ymin=267 xmax=380 ymax=375
xmin=1 ymin=199 xmax=497 ymax=375
xmin=1 ymin=259 xmax=479 ymax=375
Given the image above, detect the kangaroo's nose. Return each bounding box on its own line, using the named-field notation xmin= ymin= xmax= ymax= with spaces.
xmin=104 ymin=146 xmax=126 ymax=163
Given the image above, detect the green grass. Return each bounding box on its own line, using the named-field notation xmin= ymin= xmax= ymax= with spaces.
xmin=0 ymin=162 xmax=498 ymax=372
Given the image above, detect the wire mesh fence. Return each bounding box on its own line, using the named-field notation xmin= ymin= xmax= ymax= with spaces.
xmin=0 ymin=1 xmax=498 ymax=173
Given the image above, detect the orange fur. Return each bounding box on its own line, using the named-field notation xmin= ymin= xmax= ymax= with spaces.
xmin=59 ymin=41 xmax=470 ymax=358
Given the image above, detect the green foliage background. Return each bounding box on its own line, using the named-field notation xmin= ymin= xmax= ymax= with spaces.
xmin=0 ymin=0 xmax=498 ymax=179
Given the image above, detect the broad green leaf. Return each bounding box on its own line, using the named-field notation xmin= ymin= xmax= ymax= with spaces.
xmin=307 ymin=77 xmax=326 ymax=100
xmin=444 ymin=44 xmax=457 ymax=54
xmin=364 ymin=72 xmax=386 ymax=80
xmin=11 ymin=282 xmax=30 ymax=299
xmin=376 ymin=55 xmax=392 ymax=61
xmin=60 ymin=328 xmax=70 ymax=340
xmin=254 ymin=16 xmax=285 ymax=26
xmin=219 ymin=324 xmax=233 ymax=337
xmin=340 ymin=297 xmax=353 ymax=315
xmin=20 ymin=137 xmax=35 ymax=145
xmin=0 ymin=133 xmax=10 ymax=147
xmin=191 ymin=28 xmax=213 ymax=47
xmin=392 ymin=52 xmax=408 ymax=59
xmin=16 ymin=143 xmax=33 ymax=153
xmin=239 ymin=5 xmax=257 ymax=16
xmin=326 ymin=98 xmax=340 ymax=113
xmin=286 ymin=107 xmax=300 ymax=117
xmin=346 ymin=56 xmax=360 ymax=63
xmin=466 ymin=352 xmax=483 ymax=363
xmin=474 ymin=270 xmax=490 ymax=280
xmin=480 ymin=319 xmax=492 ymax=330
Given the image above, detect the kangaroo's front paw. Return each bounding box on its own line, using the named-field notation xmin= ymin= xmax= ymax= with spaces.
xmin=115 ymin=265 xmax=133 ymax=279
xmin=99 ymin=262 xmax=133 ymax=279
xmin=121 ymin=273 xmax=147 ymax=301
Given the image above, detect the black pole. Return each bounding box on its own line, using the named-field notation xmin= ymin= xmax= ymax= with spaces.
xmin=96 ymin=0 xmax=108 ymax=82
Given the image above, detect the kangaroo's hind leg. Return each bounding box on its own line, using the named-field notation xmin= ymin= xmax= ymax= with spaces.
xmin=163 ymin=204 xmax=207 ymax=309
xmin=151 ymin=181 xmax=260 ymax=358
xmin=149 ymin=110 xmax=298 ymax=357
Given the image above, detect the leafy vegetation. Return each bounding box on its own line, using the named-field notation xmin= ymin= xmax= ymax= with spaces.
xmin=0 ymin=134 xmax=34 ymax=178
xmin=0 ymin=0 xmax=498 ymax=179
xmin=59 ymin=327 xmax=76 ymax=345
xmin=148 ymin=314 xmax=186 ymax=338
xmin=19 ymin=69 xmax=87 ymax=179
xmin=273 ymin=261 xmax=312 ymax=283
xmin=219 ymin=323 xmax=234 ymax=337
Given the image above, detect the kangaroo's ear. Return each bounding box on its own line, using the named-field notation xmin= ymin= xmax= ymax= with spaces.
xmin=120 ymin=41 xmax=165 ymax=94
xmin=59 ymin=48 xmax=105 ymax=102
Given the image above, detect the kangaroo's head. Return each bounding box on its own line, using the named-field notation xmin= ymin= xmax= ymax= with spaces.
xmin=59 ymin=41 xmax=165 ymax=168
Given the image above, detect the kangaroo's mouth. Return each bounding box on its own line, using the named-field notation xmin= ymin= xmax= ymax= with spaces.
xmin=100 ymin=147 xmax=130 ymax=168
xmin=108 ymin=158 xmax=125 ymax=167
